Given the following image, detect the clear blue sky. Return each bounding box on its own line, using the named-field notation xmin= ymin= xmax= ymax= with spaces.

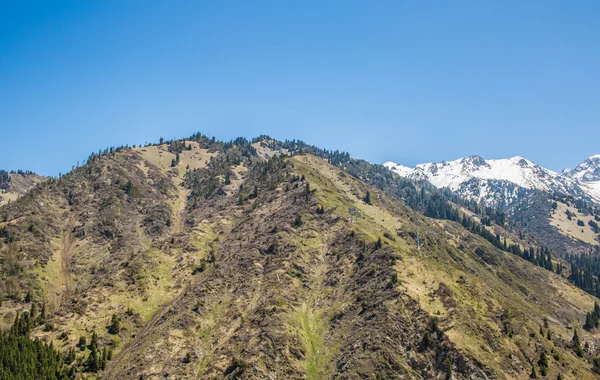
xmin=1 ymin=1 xmax=598 ymax=176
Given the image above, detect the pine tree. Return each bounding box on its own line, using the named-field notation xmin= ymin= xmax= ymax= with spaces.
xmin=539 ymin=350 xmax=548 ymax=369
xmin=101 ymin=347 xmax=107 ymax=370
xmin=91 ymin=331 xmax=98 ymax=351
xmin=86 ymin=344 xmax=99 ymax=372
xmin=364 ymin=191 xmax=372 ymax=205
xmin=30 ymin=302 xmax=38 ymax=323
xmin=65 ymin=348 xmax=76 ymax=364
xmin=585 ymin=312 xmax=595 ymax=330
xmin=39 ymin=302 xmax=46 ymax=325
xmin=108 ymin=314 xmax=121 ymax=334
xmin=376 ymin=237 xmax=383 ymax=249
xmin=573 ymin=329 xmax=584 ymax=357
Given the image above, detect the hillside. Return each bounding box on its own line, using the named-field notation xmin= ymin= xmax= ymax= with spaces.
xmin=0 ymin=170 xmax=47 ymax=207
xmin=1 ymin=136 xmax=600 ymax=379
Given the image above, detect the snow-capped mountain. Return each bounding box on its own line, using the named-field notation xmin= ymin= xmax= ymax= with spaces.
xmin=564 ymin=155 xmax=600 ymax=181
xmin=384 ymin=155 xmax=600 ymax=207
xmin=563 ymin=155 xmax=600 ymax=202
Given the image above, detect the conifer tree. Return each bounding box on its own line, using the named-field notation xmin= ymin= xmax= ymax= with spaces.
xmin=109 ymin=314 xmax=121 ymax=334
xmin=30 ymin=302 xmax=38 ymax=323
xmin=539 ymin=350 xmax=548 ymax=372
xmin=86 ymin=344 xmax=99 ymax=372
xmin=101 ymin=347 xmax=108 ymax=370
xmin=364 ymin=190 xmax=372 ymax=205
xmin=573 ymin=329 xmax=584 ymax=357
xmin=91 ymin=331 xmax=98 ymax=350
xmin=39 ymin=302 xmax=46 ymax=324
xmin=67 ymin=348 xmax=76 ymax=364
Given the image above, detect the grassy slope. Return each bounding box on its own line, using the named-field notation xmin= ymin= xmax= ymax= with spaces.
xmin=294 ymin=154 xmax=600 ymax=379
xmin=550 ymin=200 xmax=599 ymax=246
xmin=0 ymin=143 xmax=223 ymax=377
xmin=1 ymin=148 xmax=600 ymax=379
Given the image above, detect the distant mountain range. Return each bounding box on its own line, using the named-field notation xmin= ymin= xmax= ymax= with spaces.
xmin=385 ymin=155 xmax=600 ymax=208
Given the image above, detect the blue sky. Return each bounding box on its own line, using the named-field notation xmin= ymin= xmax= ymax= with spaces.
xmin=1 ymin=1 xmax=598 ymax=176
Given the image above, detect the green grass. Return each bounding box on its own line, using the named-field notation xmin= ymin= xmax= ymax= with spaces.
xmin=292 ymin=303 xmax=329 ymax=380
xmin=110 ymin=248 xmax=175 ymax=321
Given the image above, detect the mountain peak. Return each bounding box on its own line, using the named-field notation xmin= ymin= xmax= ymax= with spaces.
xmin=505 ymin=156 xmax=533 ymax=167
xmin=567 ymin=154 xmax=600 ymax=184
xmin=460 ymin=155 xmax=487 ymax=167
xmin=385 ymin=154 xmax=589 ymax=202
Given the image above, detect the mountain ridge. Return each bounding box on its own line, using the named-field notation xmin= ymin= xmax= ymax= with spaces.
xmin=385 ymin=154 xmax=600 ymax=253
xmin=385 ymin=154 xmax=600 ymax=203
xmin=2 ymin=135 xmax=600 ymax=379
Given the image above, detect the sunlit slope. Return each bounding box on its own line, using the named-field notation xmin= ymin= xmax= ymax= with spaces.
xmin=1 ymin=145 xmax=599 ymax=379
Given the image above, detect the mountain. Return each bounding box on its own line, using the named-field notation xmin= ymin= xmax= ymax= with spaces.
xmin=384 ymin=155 xmax=597 ymax=206
xmin=564 ymin=155 xmax=600 ymax=203
xmin=1 ymin=136 xmax=600 ymax=379
xmin=0 ymin=170 xmax=47 ymax=207
xmin=385 ymin=155 xmax=600 ymax=253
